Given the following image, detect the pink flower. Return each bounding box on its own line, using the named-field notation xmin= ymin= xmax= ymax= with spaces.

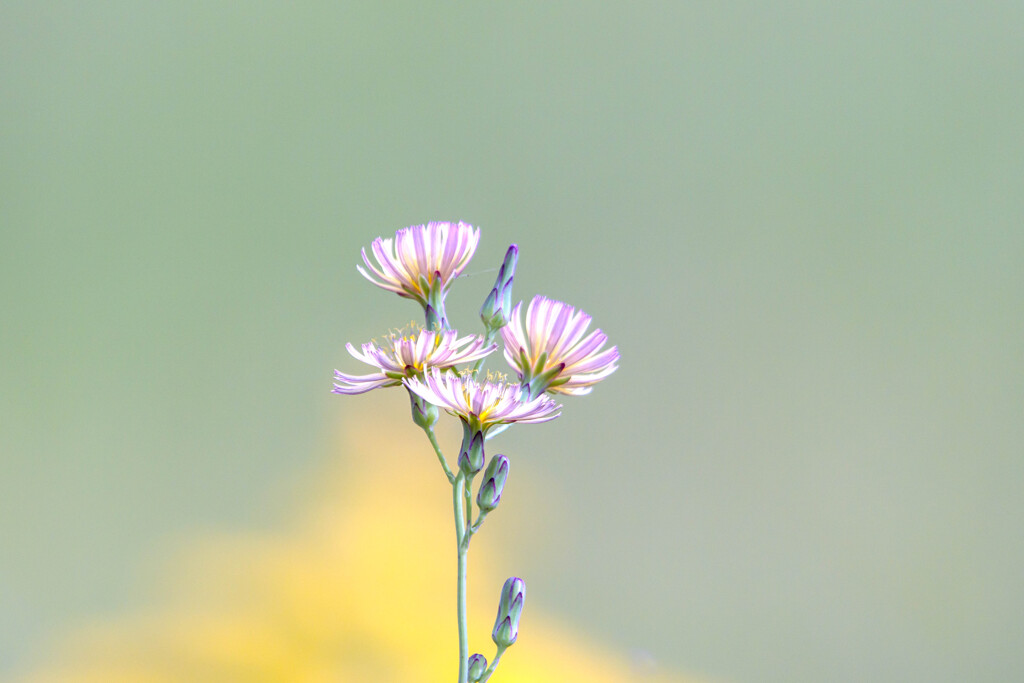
xmin=404 ymin=368 xmax=561 ymax=473
xmin=332 ymin=327 xmax=495 ymax=395
xmin=403 ymin=368 xmax=561 ymax=431
xmin=501 ymin=295 xmax=619 ymax=398
xmin=357 ymin=222 xmax=480 ymax=328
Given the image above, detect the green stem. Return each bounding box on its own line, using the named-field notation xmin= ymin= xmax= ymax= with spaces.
xmin=471 ymin=328 xmax=499 ymax=375
xmin=460 ymin=477 xmax=485 ymax=553
xmin=454 ymin=471 xmax=469 ymax=683
xmin=479 ymin=646 xmax=507 ymax=683
xmin=469 ymin=510 xmax=489 ymax=536
xmin=425 ymin=427 xmax=455 ymax=484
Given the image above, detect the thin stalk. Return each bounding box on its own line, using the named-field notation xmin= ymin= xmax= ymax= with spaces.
xmin=425 ymin=427 xmax=455 ymax=484
xmin=479 ymin=646 xmax=507 ymax=683
xmin=471 ymin=329 xmax=499 ymax=375
xmin=460 ymin=476 xmax=482 ymax=552
xmin=454 ymin=471 xmax=469 ymax=683
xmin=469 ymin=510 xmax=490 ymax=536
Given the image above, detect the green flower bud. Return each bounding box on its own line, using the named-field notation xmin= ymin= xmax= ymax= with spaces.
xmin=467 ymin=653 xmax=488 ymax=682
xmin=479 ymin=245 xmax=518 ymax=331
xmin=458 ymin=422 xmax=486 ymax=475
xmin=492 ymin=577 xmax=525 ymax=648
xmin=480 ymin=287 xmax=499 ymax=322
xmin=409 ymin=391 xmax=439 ymax=429
xmin=477 ymin=454 xmax=509 ymax=511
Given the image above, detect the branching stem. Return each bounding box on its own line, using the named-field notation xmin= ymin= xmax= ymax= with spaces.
xmin=425 ymin=427 xmax=455 ymax=484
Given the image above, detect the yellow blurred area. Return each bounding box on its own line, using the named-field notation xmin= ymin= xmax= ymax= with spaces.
xmin=17 ymin=395 xmax=700 ymax=683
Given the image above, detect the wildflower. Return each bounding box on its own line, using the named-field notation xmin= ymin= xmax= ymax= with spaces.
xmin=332 ymin=327 xmax=495 ymax=395
xmin=403 ymin=368 xmax=561 ymax=474
xmin=479 ymin=244 xmax=518 ymax=332
xmin=357 ymin=221 xmax=480 ymax=329
xmin=403 ymin=368 xmax=561 ymax=431
xmin=501 ymin=295 xmax=619 ymax=399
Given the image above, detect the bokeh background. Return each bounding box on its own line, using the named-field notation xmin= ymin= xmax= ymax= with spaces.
xmin=2 ymin=2 xmax=1022 ymax=681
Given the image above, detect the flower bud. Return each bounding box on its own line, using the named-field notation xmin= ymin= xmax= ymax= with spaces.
xmin=458 ymin=422 xmax=486 ymax=475
xmin=409 ymin=391 xmax=439 ymax=429
xmin=476 ymin=454 xmax=509 ymax=512
xmin=467 ymin=653 xmax=488 ymax=682
xmin=479 ymin=245 xmax=518 ymax=331
xmin=492 ymin=577 xmax=525 ymax=648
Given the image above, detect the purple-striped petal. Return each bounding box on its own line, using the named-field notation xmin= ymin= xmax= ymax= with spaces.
xmin=501 ymin=295 xmax=619 ymax=397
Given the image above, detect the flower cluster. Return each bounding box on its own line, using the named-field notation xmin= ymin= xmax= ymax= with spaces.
xmin=337 ymin=222 xmax=618 ymax=406
xmin=333 ymin=220 xmax=619 ymax=681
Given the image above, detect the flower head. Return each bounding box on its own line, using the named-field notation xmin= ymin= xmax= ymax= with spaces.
xmin=501 ymin=295 xmax=619 ymax=398
xmin=357 ymin=221 xmax=480 ymax=328
xmin=403 ymin=368 xmax=561 ymax=433
xmin=332 ymin=326 xmax=496 ymax=395
xmin=406 ymin=368 xmax=560 ymax=475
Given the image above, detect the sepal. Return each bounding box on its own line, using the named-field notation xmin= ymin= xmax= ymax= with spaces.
xmin=458 ymin=422 xmax=486 ymax=474
xmin=409 ymin=391 xmax=439 ymax=429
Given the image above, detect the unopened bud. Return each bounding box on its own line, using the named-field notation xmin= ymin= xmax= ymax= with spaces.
xmin=479 ymin=245 xmax=518 ymax=331
xmin=467 ymin=653 xmax=488 ymax=682
xmin=458 ymin=423 xmax=486 ymax=474
xmin=477 ymin=454 xmax=509 ymax=511
xmin=409 ymin=391 xmax=439 ymax=429
xmin=492 ymin=577 xmax=525 ymax=648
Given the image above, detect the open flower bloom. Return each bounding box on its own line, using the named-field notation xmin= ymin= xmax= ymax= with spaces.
xmin=357 ymin=221 xmax=480 ymax=328
xmin=332 ymin=327 xmax=496 ymax=395
xmin=404 ymin=368 xmax=562 ymax=431
xmin=501 ymin=295 xmax=619 ymax=398
xmin=404 ymin=368 xmax=561 ymax=473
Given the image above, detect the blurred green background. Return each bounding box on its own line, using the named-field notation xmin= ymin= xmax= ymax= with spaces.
xmin=2 ymin=2 xmax=1022 ymax=681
